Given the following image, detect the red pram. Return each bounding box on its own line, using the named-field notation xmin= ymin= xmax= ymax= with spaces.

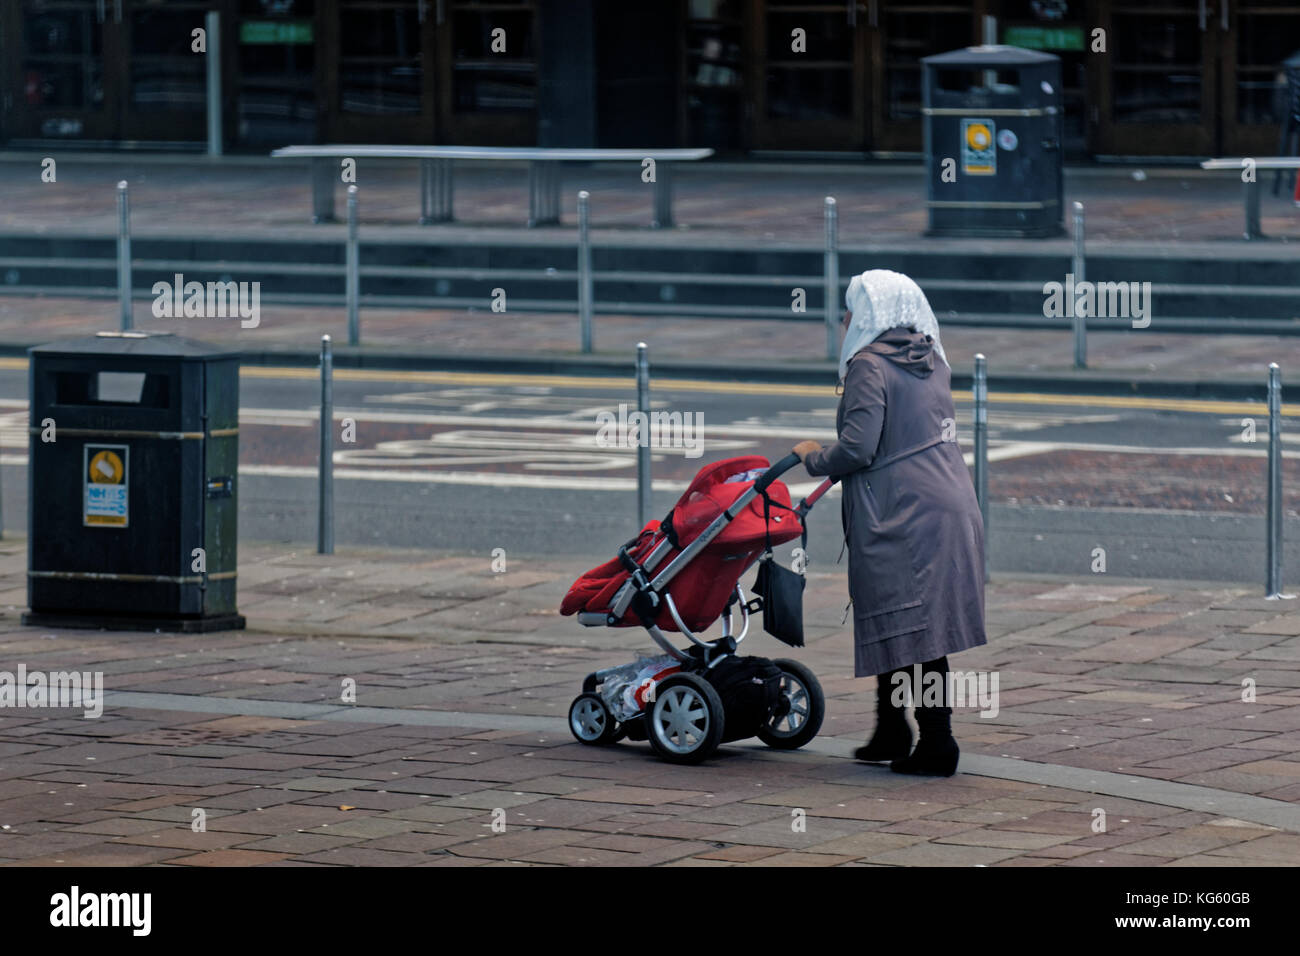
xmin=562 ymin=455 xmax=810 ymax=632
xmin=560 ymin=453 xmax=834 ymax=763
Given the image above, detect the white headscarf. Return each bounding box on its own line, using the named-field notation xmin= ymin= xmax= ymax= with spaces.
xmin=838 ymin=269 xmax=947 ymax=383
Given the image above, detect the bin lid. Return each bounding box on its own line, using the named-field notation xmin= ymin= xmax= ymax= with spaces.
xmin=923 ymin=44 xmax=1059 ymax=67
xmin=29 ymin=331 xmax=239 ymax=360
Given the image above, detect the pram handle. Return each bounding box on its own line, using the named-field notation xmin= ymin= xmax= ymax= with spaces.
xmin=753 ymin=452 xmax=802 ymax=494
xmin=795 ymin=476 xmax=836 ymax=519
xmin=803 ymin=477 xmax=835 ymax=508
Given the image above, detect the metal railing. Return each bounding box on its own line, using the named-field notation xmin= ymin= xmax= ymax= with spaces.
xmin=97 ymin=183 xmax=1300 ymax=362
xmin=636 ymin=342 xmax=651 ymax=525
xmin=578 ymin=190 xmax=593 ymax=353
xmin=302 ymin=340 xmax=1290 ymax=596
xmin=824 ymin=196 xmax=839 ymax=362
xmin=318 ymin=334 xmax=334 ymax=555
xmin=1266 ymin=363 xmax=1288 ymax=598
xmin=969 ymin=356 xmax=1291 ymax=597
xmin=117 ymin=180 xmax=131 ymax=332
xmin=973 ymin=353 xmax=989 ymax=583
xmin=345 ymin=186 xmax=359 ymax=346
xmin=1071 ymin=201 xmax=1086 ymax=369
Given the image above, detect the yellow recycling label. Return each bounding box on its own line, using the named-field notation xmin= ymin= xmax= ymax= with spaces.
xmin=961 ymin=118 xmax=997 ymax=176
xmin=88 ymin=450 xmax=124 ymax=484
xmin=84 ymin=444 xmax=128 ymax=527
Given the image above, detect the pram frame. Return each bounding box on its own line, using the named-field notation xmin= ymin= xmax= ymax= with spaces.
xmin=576 ymin=453 xmax=832 ymax=669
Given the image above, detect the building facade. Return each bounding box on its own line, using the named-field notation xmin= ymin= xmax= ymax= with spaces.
xmin=4 ymin=0 xmax=1297 ymax=159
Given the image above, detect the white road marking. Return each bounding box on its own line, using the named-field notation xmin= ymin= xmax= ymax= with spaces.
xmin=239 ymin=463 xmax=833 ymax=495
xmin=335 ymin=430 xmax=750 ymax=471
xmin=965 ymin=442 xmax=1064 ymax=466
xmin=238 ymin=406 xmax=840 ymax=440
xmin=0 ymin=397 xmax=1277 ymax=493
xmin=363 ymin=387 xmax=632 ymax=418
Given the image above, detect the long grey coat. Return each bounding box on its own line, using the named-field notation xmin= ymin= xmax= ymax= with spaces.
xmin=803 ymin=329 xmax=986 ymax=677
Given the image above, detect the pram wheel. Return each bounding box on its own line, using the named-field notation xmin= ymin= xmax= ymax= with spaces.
xmin=757 ymin=659 xmax=825 ymax=751
xmin=644 ymin=672 xmax=725 ymax=764
xmin=568 ymin=693 xmax=619 ymax=746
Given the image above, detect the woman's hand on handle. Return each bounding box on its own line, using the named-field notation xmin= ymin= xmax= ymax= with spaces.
xmin=792 ymin=441 xmax=821 ymax=462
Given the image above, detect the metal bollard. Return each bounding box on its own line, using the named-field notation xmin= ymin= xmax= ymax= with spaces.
xmin=1245 ymin=177 xmax=1262 ymax=240
xmin=824 ymin=196 xmax=839 ymax=362
xmin=1266 ymin=363 xmax=1290 ymax=598
xmin=346 ymin=185 xmax=359 ymax=346
xmin=636 ymin=342 xmax=651 ymax=527
xmin=318 ymin=335 xmax=334 ymax=555
xmin=117 ymin=181 xmax=131 ymax=331
xmin=578 ymin=190 xmax=593 ymax=353
xmin=974 ymin=354 xmax=989 ymax=582
xmin=205 ymin=11 xmax=222 ymax=157
xmin=981 ymin=16 xmax=998 ymax=85
xmin=1072 ymin=201 xmax=1086 ymax=369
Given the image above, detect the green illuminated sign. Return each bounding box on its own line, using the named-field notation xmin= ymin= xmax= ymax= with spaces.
xmin=240 ymin=20 xmax=313 ymax=45
xmin=1003 ymin=25 xmax=1084 ymax=51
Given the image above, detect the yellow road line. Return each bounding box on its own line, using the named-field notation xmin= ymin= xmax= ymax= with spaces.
xmin=954 ymin=391 xmax=1287 ymax=416
xmin=238 ymin=365 xmax=1293 ymax=417
xmin=0 ymin=358 xmax=1280 ymax=416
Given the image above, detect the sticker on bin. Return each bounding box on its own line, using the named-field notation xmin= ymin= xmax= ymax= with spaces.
xmin=84 ymin=444 xmax=128 ymax=528
xmin=961 ymin=118 xmax=997 ymax=175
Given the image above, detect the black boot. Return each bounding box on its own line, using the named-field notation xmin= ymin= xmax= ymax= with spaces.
xmin=854 ymin=668 xmax=914 ymax=762
xmin=891 ymin=657 xmax=959 ymax=777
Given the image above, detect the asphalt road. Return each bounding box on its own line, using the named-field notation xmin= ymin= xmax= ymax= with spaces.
xmin=1 ymin=361 xmax=1296 ymax=586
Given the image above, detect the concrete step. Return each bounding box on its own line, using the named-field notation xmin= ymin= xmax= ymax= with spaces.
xmin=5 ymin=276 xmax=1298 ymax=336
xmin=2 ymin=232 xmax=1295 ymax=323
xmin=5 ymin=232 xmax=1299 ymax=283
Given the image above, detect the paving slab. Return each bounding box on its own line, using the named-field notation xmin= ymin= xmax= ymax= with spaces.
xmin=2 ymin=543 xmax=1299 ymax=865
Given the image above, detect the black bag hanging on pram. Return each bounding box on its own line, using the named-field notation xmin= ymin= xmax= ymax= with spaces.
xmin=750 ymin=490 xmax=806 ymax=648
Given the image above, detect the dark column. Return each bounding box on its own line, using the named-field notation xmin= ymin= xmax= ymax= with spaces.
xmin=537 ymin=0 xmax=598 ymax=146
xmin=536 ymin=0 xmax=680 ymax=147
xmin=594 ymin=0 xmax=679 ymax=147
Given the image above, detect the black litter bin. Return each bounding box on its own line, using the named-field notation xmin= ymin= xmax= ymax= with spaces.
xmin=24 ymin=332 xmax=245 ymax=632
xmin=922 ymin=45 xmax=1064 ymax=238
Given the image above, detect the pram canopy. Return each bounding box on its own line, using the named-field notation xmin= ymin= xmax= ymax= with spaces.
xmin=560 ymin=456 xmax=804 ymax=633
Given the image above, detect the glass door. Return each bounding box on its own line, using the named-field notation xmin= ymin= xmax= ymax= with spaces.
xmin=235 ymin=0 xmax=317 ymax=146
xmin=118 ymin=0 xmax=223 ymax=141
xmin=869 ymin=0 xmax=981 ymax=153
xmin=997 ymin=0 xmax=1089 ymax=157
xmin=1092 ymin=0 xmax=1217 ymax=155
xmin=322 ymin=0 xmax=435 ymax=142
xmin=1219 ymin=0 xmax=1300 ymax=155
xmin=750 ymin=0 xmax=868 ymax=150
xmin=683 ymin=0 xmax=747 ymax=150
xmin=8 ymin=0 xmax=122 ymax=140
xmin=436 ymin=0 xmax=537 ymax=144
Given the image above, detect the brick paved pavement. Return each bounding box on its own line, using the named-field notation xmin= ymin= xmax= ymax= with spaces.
xmin=2 ymin=154 xmax=1297 ymax=243
xmin=1 ymin=536 xmax=1298 ymax=866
